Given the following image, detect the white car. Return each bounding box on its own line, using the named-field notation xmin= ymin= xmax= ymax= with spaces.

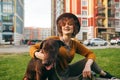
xmin=83 ymin=39 xmax=91 ymax=46
xmin=110 ymin=38 xmax=120 ymax=45
xmin=89 ymin=38 xmax=108 ymax=46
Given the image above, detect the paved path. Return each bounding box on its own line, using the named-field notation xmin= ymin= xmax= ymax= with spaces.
xmin=0 ymin=45 xmax=120 ymax=53
xmin=87 ymin=45 xmax=120 ymax=49
xmin=0 ymin=45 xmax=30 ymax=53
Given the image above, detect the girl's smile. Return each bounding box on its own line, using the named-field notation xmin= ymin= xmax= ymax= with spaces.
xmin=62 ymin=23 xmax=74 ymax=35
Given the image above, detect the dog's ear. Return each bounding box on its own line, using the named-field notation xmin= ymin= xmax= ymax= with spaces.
xmin=37 ymin=40 xmax=46 ymax=51
xmin=40 ymin=40 xmax=47 ymax=49
xmin=55 ymin=40 xmax=65 ymax=47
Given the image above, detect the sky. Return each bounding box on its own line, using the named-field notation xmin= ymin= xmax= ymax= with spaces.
xmin=24 ymin=0 xmax=51 ymax=28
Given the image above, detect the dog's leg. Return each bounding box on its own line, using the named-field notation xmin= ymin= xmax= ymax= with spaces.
xmin=36 ymin=71 xmax=41 ymax=80
xmin=23 ymin=59 xmax=37 ymax=80
xmin=23 ymin=77 xmax=28 ymax=80
xmin=35 ymin=59 xmax=43 ymax=80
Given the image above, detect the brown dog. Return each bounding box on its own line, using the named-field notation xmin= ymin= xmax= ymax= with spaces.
xmin=23 ymin=39 xmax=65 ymax=80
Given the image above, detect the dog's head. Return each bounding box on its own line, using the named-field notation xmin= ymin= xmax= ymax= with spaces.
xmin=38 ymin=39 xmax=65 ymax=70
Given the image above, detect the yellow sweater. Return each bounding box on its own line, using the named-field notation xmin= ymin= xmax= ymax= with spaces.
xmin=29 ymin=36 xmax=96 ymax=70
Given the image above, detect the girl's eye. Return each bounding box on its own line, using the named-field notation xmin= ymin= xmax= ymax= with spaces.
xmin=68 ymin=22 xmax=73 ymax=25
xmin=62 ymin=23 xmax=66 ymax=26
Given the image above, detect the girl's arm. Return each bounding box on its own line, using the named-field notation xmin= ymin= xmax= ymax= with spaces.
xmin=29 ymin=42 xmax=40 ymax=58
xmin=82 ymin=59 xmax=93 ymax=78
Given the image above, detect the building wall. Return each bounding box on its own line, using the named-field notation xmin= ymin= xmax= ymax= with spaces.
xmin=51 ymin=0 xmax=64 ymax=36
xmin=94 ymin=0 xmax=120 ymax=40
xmin=53 ymin=0 xmax=120 ymax=41
xmin=0 ymin=0 xmax=24 ymax=45
xmin=115 ymin=0 xmax=120 ymax=33
xmin=14 ymin=0 xmax=24 ymax=45
xmin=0 ymin=0 xmax=14 ymax=44
xmin=39 ymin=28 xmax=51 ymax=40
xmin=24 ymin=27 xmax=51 ymax=41
xmin=51 ymin=0 xmax=56 ymax=36
xmin=24 ymin=27 xmax=34 ymax=40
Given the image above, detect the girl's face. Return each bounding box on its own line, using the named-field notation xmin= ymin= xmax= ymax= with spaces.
xmin=61 ymin=18 xmax=74 ymax=36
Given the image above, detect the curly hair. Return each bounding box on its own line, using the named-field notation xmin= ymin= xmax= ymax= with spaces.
xmin=56 ymin=13 xmax=80 ymax=38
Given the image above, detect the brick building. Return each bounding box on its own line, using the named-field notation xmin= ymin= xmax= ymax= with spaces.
xmin=51 ymin=0 xmax=120 ymax=41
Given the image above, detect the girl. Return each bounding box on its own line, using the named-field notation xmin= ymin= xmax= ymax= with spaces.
xmin=29 ymin=13 xmax=117 ymax=80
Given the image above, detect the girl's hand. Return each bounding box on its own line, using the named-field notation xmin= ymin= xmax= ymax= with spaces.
xmin=82 ymin=59 xmax=93 ymax=78
xmin=35 ymin=50 xmax=45 ymax=60
xmin=82 ymin=65 xmax=91 ymax=78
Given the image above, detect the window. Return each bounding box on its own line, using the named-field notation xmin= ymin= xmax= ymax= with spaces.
xmin=83 ymin=32 xmax=87 ymax=40
xmin=82 ymin=0 xmax=87 ymax=6
xmin=115 ymin=2 xmax=120 ymax=8
xmin=82 ymin=19 xmax=88 ymax=27
xmin=3 ymin=4 xmax=13 ymax=13
xmin=82 ymin=10 xmax=87 ymax=16
xmin=115 ymin=12 xmax=120 ymax=17
xmin=115 ymin=21 xmax=120 ymax=26
xmin=2 ymin=0 xmax=12 ymax=2
xmin=2 ymin=15 xmax=13 ymax=22
xmin=2 ymin=0 xmax=7 ymax=2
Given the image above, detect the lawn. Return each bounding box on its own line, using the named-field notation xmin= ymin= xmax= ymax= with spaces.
xmin=0 ymin=48 xmax=120 ymax=80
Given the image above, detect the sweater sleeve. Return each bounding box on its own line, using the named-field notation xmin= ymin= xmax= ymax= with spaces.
xmin=29 ymin=36 xmax=60 ymax=58
xmin=75 ymin=40 xmax=96 ymax=60
xmin=29 ymin=42 xmax=40 ymax=58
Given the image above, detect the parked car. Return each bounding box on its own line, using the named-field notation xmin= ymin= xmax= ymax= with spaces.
xmin=83 ymin=38 xmax=108 ymax=46
xmin=27 ymin=40 xmax=41 ymax=45
xmin=110 ymin=37 xmax=120 ymax=45
xmin=117 ymin=40 xmax=120 ymax=45
xmin=83 ymin=39 xmax=91 ymax=46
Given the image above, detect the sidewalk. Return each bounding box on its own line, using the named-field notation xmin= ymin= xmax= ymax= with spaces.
xmin=0 ymin=45 xmax=30 ymax=53
xmin=0 ymin=44 xmax=120 ymax=53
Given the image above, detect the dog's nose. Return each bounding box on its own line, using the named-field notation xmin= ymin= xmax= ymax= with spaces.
xmin=44 ymin=61 xmax=52 ymax=66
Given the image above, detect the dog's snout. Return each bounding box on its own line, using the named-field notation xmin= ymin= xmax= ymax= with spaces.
xmin=44 ymin=61 xmax=52 ymax=66
xmin=43 ymin=59 xmax=55 ymax=67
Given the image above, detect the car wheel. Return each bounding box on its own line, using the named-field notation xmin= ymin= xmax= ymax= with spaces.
xmin=117 ymin=42 xmax=120 ymax=46
xmin=91 ymin=43 xmax=95 ymax=46
xmin=104 ymin=42 xmax=107 ymax=46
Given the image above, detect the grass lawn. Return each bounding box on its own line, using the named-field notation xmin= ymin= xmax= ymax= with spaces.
xmin=0 ymin=48 xmax=120 ymax=80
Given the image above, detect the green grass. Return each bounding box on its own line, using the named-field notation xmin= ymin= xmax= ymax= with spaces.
xmin=0 ymin=53 xmax=31 ymax=80
xmin=72 ymin=48 xmax=120 ymax=78
xmin=93 ymin=48 xmax=120 ymax=77
xmin=0 ymin=48 xmax=120 ymax=80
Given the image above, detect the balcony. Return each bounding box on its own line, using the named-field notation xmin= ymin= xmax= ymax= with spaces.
xmin=96 ymin=22 xmax=105 ymax=28
xmin=108 ymin=19 xmax=115 ymax=28
xmin=108 ymin=24 xmax=115 ymax=28
xmin=95 ymin=3 xmax=105 ymax=10
xmin=96 ymin=13 xmax=105 ymax=19
xmin=108 ymin=14 xmax=115 ymax=20
xmin=108 ymin=3 xmax=115 ymax=7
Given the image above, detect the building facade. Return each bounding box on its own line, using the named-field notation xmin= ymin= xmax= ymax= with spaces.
xmin=0 ymin=0 xmax=24 ymax=45
xmin=24 ymin=27 xmax=34 ymax=40
xmin=94 ymin=0 xmax=120 ymax=40
xmin=24 ymin=27 xmax=51 ymax=41
xmin=38 ymin=28 xmax=51 ymax=40
xmin=51 ymin=0 xmax=64 ymax=36
xmin=51 ymin=0 xmax=120 ymax=41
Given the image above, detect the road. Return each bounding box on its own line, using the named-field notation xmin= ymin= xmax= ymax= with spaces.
xmin=0 ymin=45 xmax=30 ymax=53
xmin=87 ymin=45 xmax=120 ymax=49
xmin=0 ymin=45 xmax=120 ymax=53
